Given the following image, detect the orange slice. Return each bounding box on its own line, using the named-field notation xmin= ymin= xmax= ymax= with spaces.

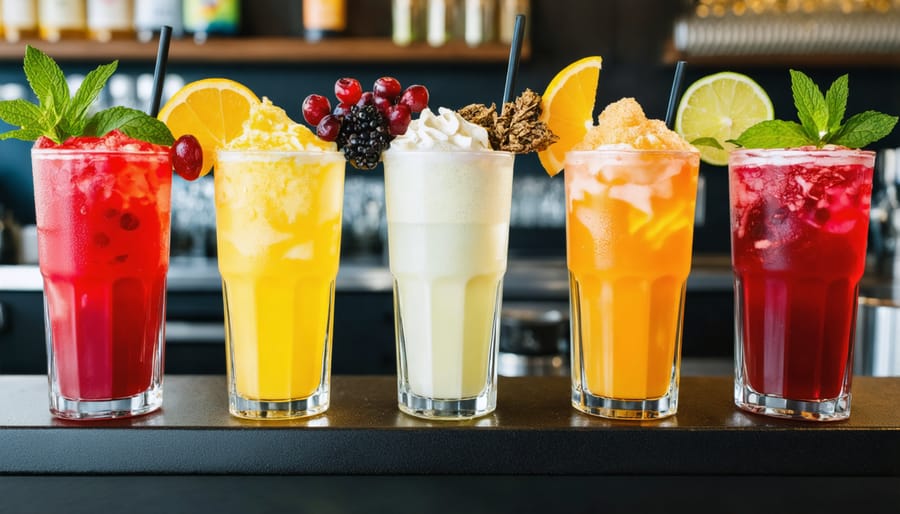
xmin=157 ymin=78 xmax=260 ymax=177
xmin=538 ymin=56 xmax=602 ymax=176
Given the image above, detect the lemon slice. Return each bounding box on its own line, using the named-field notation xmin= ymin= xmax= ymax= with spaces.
xmin=675 ymin=71 xmax=773 ymax=166
xmin=538 ymin=56 xmax=603 ymax=176
xmin=158 ymin=78 xmax=260 ymax=177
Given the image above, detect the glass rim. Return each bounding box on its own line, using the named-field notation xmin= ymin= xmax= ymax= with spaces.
xmin=216 ymin=149 xmax=345 ymax=158
xmin=565 ymin=148 xmax=700 ymax=158
xmin=31 ymin=147 xmax=171 ymax=157
xmin=383 ymin=148 xmax=516 ymax=158
xmin=730 ymin=147 xmax=876 ymax=158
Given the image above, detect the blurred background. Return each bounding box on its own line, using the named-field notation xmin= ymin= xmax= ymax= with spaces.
xmin=1 ymin=0 xmax=900 ymax=377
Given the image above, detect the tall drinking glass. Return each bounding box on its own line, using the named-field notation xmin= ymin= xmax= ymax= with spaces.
xmin=565 ymin=149 xmax=700 ymax=420
xmin=215 ymin=149 xmax=345 ymax=419
xmin=32 ymin=147 xmax=172 ymax=420
xmin=729 ymin=148 xmax=875 ymax=421
xmin=383 ymin=150 xmax=514 ymax=420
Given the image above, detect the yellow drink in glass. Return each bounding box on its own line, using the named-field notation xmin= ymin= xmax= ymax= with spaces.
xmin=566 ymin=149 xmax=699 ymax=419
xmin=215 ymin=149 xmax=345 ymax=419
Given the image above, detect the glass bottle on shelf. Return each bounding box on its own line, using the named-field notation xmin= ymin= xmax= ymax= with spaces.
xmin=134 ymin=0 xmax=184 ymax=43
xmin=464 ymin=0 xmax=496 ymax=47
xmin=183 ymin=0 xmax=239 ymax=44
xmin=392 ymin=0 xmax=425 ymax=46
xmin=38 ymin=0 xmax=86 ymax=42
xmin=426 ymin=0 xmax=460 ymax=47
xmin=4 ymin=0 xmax=39 ymax=43
xmin=303 ymin=0 xmax=346 ymax=42
xmin=87 ymin=0 xmax=133 ymax=42
xmin=498 ymin=0 xmax=528 ymax=44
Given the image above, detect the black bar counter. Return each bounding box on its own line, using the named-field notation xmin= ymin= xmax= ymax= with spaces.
xmin=2 ymin=375 xmax=899 ymax=476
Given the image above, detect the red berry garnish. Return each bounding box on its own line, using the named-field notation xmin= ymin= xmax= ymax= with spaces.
xmin=374 ymin=95 xmax=392 ymax=116
xmin=171 ymin=134 xmax=203 ymax=181
xmin=333 ymin=103 xmax=352 ymax=118
xmin=335 ymin=78 xmax=362 ymax=105
xmin=400 ymin=85 xmax=429 ymax=113
xmin=387 ymin=104 xmax=412 ymax=137
xmin=316 ymin=115 xmax=342 ymax=142
xmin=374 ymin=77 xmax=402 ymax=101
xmin=302 ymin=94 xmax=332 ymax=126
xmin=356 ymin=91 xmax=375 ymax=107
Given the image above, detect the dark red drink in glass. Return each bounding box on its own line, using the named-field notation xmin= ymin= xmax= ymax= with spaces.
xmin=729 ymin=148 xmax=874 ymax=421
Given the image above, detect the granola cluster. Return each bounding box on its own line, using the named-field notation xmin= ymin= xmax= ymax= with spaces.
xmin=459 ymin=89 xmax=558 ymax=154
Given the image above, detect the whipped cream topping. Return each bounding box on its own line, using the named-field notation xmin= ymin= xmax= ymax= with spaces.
xmin=389 ymin=107 xmax=491 ymax=151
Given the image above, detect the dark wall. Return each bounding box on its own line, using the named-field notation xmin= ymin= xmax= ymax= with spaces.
xmin=2 ymin=0 xmax=899 ymax=255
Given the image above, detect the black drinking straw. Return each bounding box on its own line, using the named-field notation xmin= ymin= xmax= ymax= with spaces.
xmin=664 ymin=60 xmax=687 ymax=129
xmin=148 ymin=26 xmax=173 ymax=117
xmin=501 ymin=15 xmax=526 ymax=112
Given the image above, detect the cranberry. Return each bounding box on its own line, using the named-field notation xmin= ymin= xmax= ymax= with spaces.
xmin=316 ymin=115 xmax=342 ymax=142
xmin=356 ymin=91 xmax=375 ymax=107
xmin=302 ymin=94 xmax=332 ymax=126
xmin=171 ymin=134 xmax=203 ymax=181
xmin=374 ymin=77 xmax=402 ymax=101
xmin=400 ymin=85 xmax=429 ymax=113
xmin=334 ymin=77 xmax=362 ymax=105
xmin=333 ymin=102 xmax=353 ymax=118
xmin=387 ymin=104 xmax=412 ymax=136
xmin=374 ymin=95 xmax=393 ymax=116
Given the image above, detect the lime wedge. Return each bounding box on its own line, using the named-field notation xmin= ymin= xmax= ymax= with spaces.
xmin=675 ymin=71 xmax=774 ymax=166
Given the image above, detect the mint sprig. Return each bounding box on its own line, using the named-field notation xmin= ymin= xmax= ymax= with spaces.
xmin=0 ymin=45 xmax=174 ymax=146
xmin=730 ymin=69 xmax=897 ymax=150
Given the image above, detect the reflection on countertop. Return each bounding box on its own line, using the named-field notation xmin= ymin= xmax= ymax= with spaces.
xmin=0 ymin=254 xmax=737 ymax=296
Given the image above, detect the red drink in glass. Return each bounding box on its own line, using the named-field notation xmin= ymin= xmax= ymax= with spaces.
xmin=729 ymin=148 xmax=874 ymax=421
xmin=32 ymin=131 xmax=172 ymax=419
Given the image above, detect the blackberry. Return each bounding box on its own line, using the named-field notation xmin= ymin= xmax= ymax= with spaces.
xmin=337 ymin=104 xmax=392 ymax=170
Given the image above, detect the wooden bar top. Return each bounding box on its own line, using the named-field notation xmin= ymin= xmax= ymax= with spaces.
xmin=1 ymin=375 xmax=899 ymax=476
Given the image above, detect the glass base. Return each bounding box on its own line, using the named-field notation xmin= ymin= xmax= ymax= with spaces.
xmin=398 ymin=388 xmax=495 ymax=420
xmin=229 ymin=391 xmax=329 ymax=420
xmin=571 ymin=387 xmax=677 ymax=420
xmin=734 ymin=381 xmax=850 ymax=421
xmin=50 ymin=384 xmax=163 ymax=420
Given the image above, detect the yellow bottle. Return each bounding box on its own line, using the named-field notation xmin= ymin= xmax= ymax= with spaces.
xmin=87 ymin=0 xmax=133 ymax=42
xmin=38 ymin=0 xmax=86 ymax=42
xmin=3 ymin=0 xmax=39 ymax=42
xmin=303 ymin=0 xmax=346 ymax=41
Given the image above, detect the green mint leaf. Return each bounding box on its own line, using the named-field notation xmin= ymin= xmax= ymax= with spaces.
xmin=827 ymin=111 xmax=899 ymax=149
xmin=23 ymin=45 xmax=69 ymax=122
xmin=729 ymin=120 xmax=813 ymax=148
xmin=0 ymin=99 xmax=45 ymax=130
xmin=66 ymin=61 xmax=117 ymax=128
xmin=690 ymin=137 xmax=724 ymax=150
xmin=86 ymin=106 xmax=175 ymax=146
xmin=824 ymin=74 xmax=848 ymax=133
xmin=790 ymin=69 xmax=828 ymax=141
xmin=0 ymin=128 xmax=45 ymax=141
xmin=119 ymin=117 xmax=175 ymax=146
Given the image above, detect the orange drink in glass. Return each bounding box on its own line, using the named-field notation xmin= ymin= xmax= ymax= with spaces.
xmin=564 ymin=99 xmax=700 ymax=420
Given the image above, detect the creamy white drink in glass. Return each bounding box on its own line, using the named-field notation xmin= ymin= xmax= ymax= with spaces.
xmin=383 ymin=107 xmax=514 ymax=419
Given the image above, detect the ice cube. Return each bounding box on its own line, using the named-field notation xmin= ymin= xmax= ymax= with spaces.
xmin=609 ymin=183 xmax=653 ymax=216
xmin=76 ymin=170 xmax=116 ymax=201
xmin=284 ymin=242 xmax=313 ymax=260
xmin=225 ymin=217 xmax=292 ymax=257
